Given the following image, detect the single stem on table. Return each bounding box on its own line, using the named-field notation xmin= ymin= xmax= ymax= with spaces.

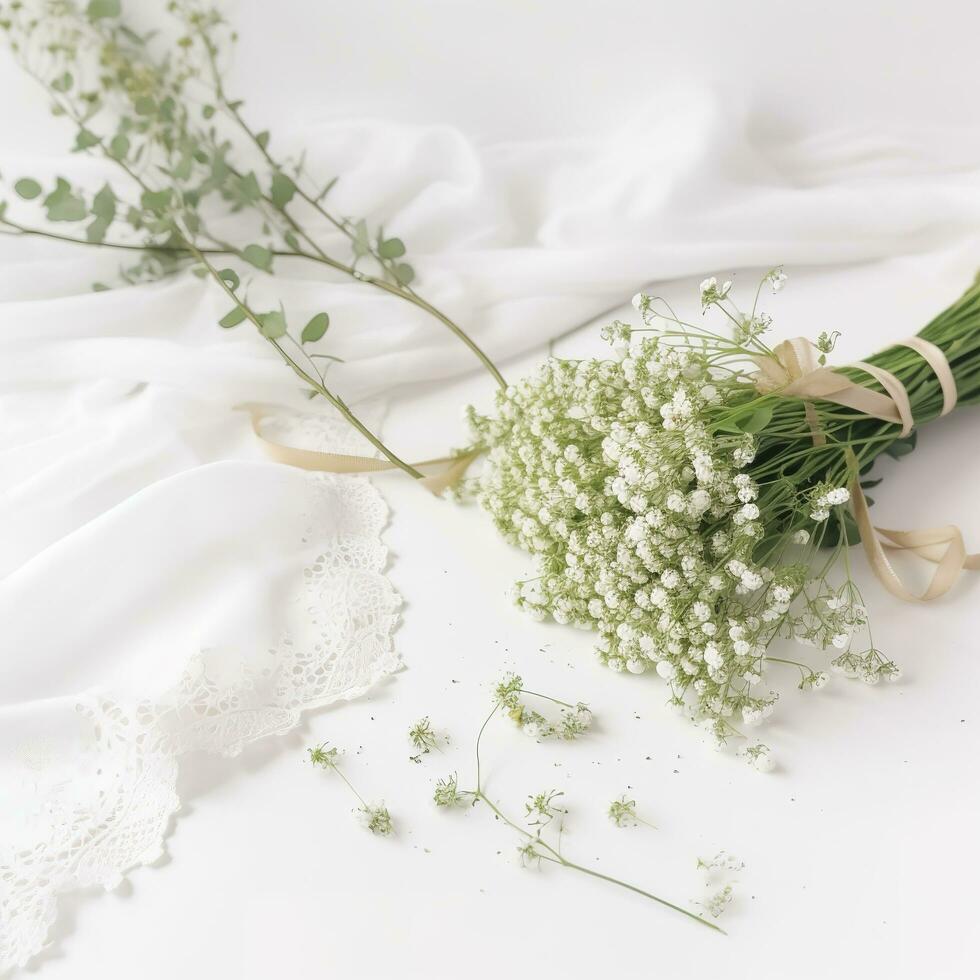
xmin=461 ymin=692 xmax=724 ymax=934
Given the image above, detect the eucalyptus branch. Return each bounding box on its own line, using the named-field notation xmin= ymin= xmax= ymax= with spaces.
xmin=218 ymin=93 xmax=508 ymax=389
xmin=1 ymin=1 xmax=434 ymax=480
xmin=186 ymin=14 xmax=505 ymax=388
xmin=187 ymin=240 xmax=424 ymax=478
xmin=0 ymin=0 xmax=506 ymax=443
xmin=0 ymin=214 xmax=289 ymax=258
xmin=434 ymin=675 xmax=725 ymax=933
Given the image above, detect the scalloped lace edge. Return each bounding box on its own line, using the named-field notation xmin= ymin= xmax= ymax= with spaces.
xmin=1 ymin=429 xmax=400 ymax=974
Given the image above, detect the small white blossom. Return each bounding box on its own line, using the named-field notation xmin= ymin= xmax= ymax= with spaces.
xmin=767 ymin=267 xmax=788 ymax=292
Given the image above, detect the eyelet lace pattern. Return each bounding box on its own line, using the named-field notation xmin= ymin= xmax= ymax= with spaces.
xmin=0 ymin=413 xmax=401 ymax=974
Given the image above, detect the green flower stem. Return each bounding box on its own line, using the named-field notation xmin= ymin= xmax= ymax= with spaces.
xmin=331 ymin=764 xmax=368 ymax=810
xmin=188 ymin=242 xmax=424 ymax=479
xmin=539 ymin=853 xmax=723 ymax=933
xmin=0 ymin=217 xmax=273 ymax=257
xmin=515 ymin=689 xmax=578 ymax=710
xmin=473 ymin=701 xmax=500 ymax=793
xmin=464 ymin=699 xmax=721 ymax=933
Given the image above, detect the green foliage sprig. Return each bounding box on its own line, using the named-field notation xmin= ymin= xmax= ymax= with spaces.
xmin=0 ymin=0 xmax=504 ymax=479
xmin=432 ymin=674 xmax=725 ymax=932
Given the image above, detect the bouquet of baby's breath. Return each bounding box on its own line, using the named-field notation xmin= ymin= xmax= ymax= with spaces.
xmin=467 ymin=271 xmax=980 ymax=767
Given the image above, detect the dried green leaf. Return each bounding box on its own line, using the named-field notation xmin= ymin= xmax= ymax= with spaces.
xmin=109 ymin=133 xmax=130 ymax=160
xmin=378 ymin=237 xmax=406 ymax=260
xmin=140 ymin=188 xmax=172 ymax=211
xmin=86 ymin=0 xmax=121 ymax=19
xmin=74 ymin=128 xmax=99 ymax=152
xmin=242 ymin=243 xmax=273 ymax=272
xmin=91 ymin=184 xmax=116 ymax=222
xmin=270 ymin=172 xmax=296 ymax=208
xmin=301 ymin=312 xmax=329 ymax=343
xmin=257 ymin=310 xmax=287 ymax=339
xmin=392 ymin=262 xmax=415 ymax=286
xmin=231 ymin=171 xmax=261 ymax=207
xmin=737 ymin=404 xmax=773 ymax=434
xmin=351 ymin=219 xmax=371 ymax=259
xmin=14 ymin=178 xmax=42 ymax=200
xmin=43 ymin=178 xmax=87 ymax=222
xmin=884 ymin=431 xmax=917 ymax=459
xmin=218 ymin=268 xmax=240 ymax=290
xmin=219 ymin=307 xmax=247 ymax=328
xmin=86 ymin=218 xmax=109 ymax=243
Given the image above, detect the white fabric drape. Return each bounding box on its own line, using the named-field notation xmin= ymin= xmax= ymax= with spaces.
xmin=6 ymin=93 xmax=980 ymax=406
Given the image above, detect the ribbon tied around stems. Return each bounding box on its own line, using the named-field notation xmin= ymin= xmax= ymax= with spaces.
xmin=243 ymin=403 xmax=480 ymax=496
xmin=753 ymin=337 xmax=979 ymax=601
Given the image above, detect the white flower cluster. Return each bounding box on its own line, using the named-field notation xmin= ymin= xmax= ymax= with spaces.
xmin=469 ymin=334 xmax=788 ymax=740
xmin=808 ymin=483 xmax=850 ymax=522
xmin=493 ymin=673 xmax=593 ymax=740
xmin=468 ymin=275 xmax=900 ymax=754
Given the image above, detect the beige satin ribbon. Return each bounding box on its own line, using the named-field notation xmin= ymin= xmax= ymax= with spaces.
xmin=755 ymin=337 xmax=978 ymax=601
xmin=244 ymin=404 xmax=480 ymax=496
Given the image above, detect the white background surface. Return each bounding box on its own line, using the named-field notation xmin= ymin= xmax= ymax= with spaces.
xmin=5 ymin=1 xmax=980 ymax=977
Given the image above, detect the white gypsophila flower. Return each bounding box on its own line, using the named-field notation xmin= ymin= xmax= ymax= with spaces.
xmin=699 ymin=276 xmax=732 ymax=308
xmin=467 ymin=274 xmax=895 ymax=750
xmin=767 ymin=267 xmax=788 ymax=292
xmin=741 ymin=743 xmax=775 ymax=773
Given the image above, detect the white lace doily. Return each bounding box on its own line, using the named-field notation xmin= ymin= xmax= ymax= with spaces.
xmin=0 ymin=413 xmax=401 ymax=974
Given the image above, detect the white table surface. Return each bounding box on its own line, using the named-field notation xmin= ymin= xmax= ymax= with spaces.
xmin=28 ymin=256 xmax=980 ymax=980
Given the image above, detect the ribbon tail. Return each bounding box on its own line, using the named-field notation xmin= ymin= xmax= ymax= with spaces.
xmin=876 ymin=526 xmax=980 ymax=572
xmin=418 ymin=450 xmax=481 ymax=495
xmin=848 ymin=454 xmax=971 ymax=600
xmin=243 ymin=404 xmax=480 ymax=496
